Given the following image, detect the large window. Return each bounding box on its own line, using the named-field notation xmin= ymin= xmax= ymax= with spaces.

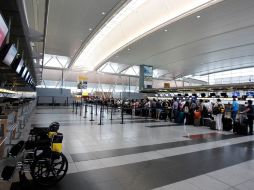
xmin=190 ymin=67 xmax=254 ymax=85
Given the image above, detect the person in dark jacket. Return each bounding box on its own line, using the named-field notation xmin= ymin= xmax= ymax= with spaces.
xmin=241 ymin=100 xmax=253 ymax=135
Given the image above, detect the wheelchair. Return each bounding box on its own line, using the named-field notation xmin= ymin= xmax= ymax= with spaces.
xmin=0 ymin=122 xmax=68 ymax=186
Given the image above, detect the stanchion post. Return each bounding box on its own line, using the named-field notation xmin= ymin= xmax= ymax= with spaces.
xmin=75 ymin=102 xmax=78 ymax=114
xmin=96 ymin=102 xmax=98 ymax=116
xmin=80 ymin=102 xmax=82 ymax=116
xmin=120 ymin=106 xmax=124 ymax=124
xmin=90 ymin=105 xmax=94 ymax=121
xmin=110 ymin=106 xmax=113 ymax=120
xmin=83 ymin=104 xmax=87 ymax=118
xmin=98 ymin=107 xmax=103 ymax=125
xmin=102 ymin=105 xmax=104 ymax=118
xmin=72 ymin=101 xmax=74 ymax=113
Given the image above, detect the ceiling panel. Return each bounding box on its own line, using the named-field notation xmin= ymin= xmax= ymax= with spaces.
xmin=45 ymin=0 xmax=124 ymax=57
xmin=109 ymin=0 xmax=254 ymax=78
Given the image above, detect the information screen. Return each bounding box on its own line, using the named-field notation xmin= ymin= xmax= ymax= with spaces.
xmin=144 ymin=65 xmax=153 ymax=77
xmin=0 ymin=14 xmax=8 ymax=48
xmin=22 ymin=67 xmax=27 ymax=78
xmin=3 ymin=45 xmax=17 ymax=66
xmin=16 ymin=59 xmax=24 ymax=74
xmin=232 ymin=91 xmax=240 ymax=97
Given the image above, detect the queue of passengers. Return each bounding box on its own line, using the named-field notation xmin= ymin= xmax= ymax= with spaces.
xmin=85 ymin=96 xmax=253 ymax=134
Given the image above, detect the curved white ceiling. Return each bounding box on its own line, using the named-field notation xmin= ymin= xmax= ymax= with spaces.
xmin=72 ymin=0 xmax=222 ymax=71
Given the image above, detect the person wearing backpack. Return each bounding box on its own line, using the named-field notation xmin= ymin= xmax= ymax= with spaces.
xmin=213 ymin=99 xmax=224 ymax=130
xmin=183 ymin=101 xmax=190 ymax=125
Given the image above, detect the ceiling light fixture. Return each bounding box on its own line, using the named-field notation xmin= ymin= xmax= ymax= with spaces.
xmin=72 ymin=0 xmax=222 ymax=71
xmin=89 ymin=28 xmax=93 ymax=31
xmin=164 ymin=29 xmax=168 ymax=32
xmin=127 ymin=48 xmax=131 ymax=51
xmin=197 ymin=15 xmax=201 ymax=18
xmin=101 ymin=12 xmax=106 ymax=15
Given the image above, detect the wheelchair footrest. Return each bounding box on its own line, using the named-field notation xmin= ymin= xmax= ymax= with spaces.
xmin=1 ymin=166 xmax=16 ymax=181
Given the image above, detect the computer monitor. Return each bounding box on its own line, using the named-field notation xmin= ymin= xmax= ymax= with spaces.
xmin=13 ymin=58 xmax=24 ymax=74
xmin=1 ymin=44 xmax=17 ymax=66
xmin=0 ymin=14 xmax=8 ymax=48
xmin=21 ymin=67 xmax=27 ymax=78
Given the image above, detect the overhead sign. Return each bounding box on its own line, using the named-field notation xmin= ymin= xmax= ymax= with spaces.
xmin=144 ymin=65 xmax=153 ymax=81
xmin=77 ymin=75 xmax=88 ymax=89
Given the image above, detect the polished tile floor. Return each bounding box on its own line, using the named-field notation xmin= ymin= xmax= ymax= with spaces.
xmin=2 ymin=106 xmax=254 ymax=190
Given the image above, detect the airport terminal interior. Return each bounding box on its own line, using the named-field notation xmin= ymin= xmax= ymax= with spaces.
xmin=2 ymin=0 xmax=254 ymax=189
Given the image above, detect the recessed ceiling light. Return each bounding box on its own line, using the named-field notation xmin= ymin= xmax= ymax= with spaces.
xmin=127 ymin=48 xmax=131 ymax=51
xmin=197 ymin=15 xmax=201 ymax=18
xmin=101 ymin=12 xmax=106 ymax=15
xmin=89 ymin=28 xmax=93 ymax=31
xmin=164 ymin=29 xmax=168 ymax=32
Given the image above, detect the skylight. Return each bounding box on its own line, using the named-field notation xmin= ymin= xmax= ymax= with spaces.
xmin=43 ymin=54 xmax=70 ymax=68
xmin=72 ymin=0 xmax=221 ymax=71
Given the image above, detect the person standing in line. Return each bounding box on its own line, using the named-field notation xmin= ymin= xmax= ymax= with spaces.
xmin=214 ymin=99 xmax=225 ymax=131
xmin=231 ymin=98 xmax=239 ymax=122
xmin=240 ymin=100 xmax=253 ymax=135
xmin=172 ymin=97 xmax=179 ymax=122
xmin=183 ymin=101 xmax=190 ymax=125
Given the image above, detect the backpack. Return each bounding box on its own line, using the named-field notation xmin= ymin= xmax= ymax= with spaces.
xmin=212 ymin=106 xmax=220 ymax=115
xmin=184 ymin=106 xmax=189 ymax=113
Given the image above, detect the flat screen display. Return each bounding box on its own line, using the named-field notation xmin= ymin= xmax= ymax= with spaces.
xmin=0 ymin=14 xmax=8 ymax=48
xmin=16 ymin=59 xmax=24 ymax=74
xmin=25 ymin=72 xmax=30 ymax=81
xmin=246 ymin=91 xmax=254 ymax=96
xmin=232 ymin=91 xmax=240 ymax=97
xmin=144 ymin=65 xmax=153 ymax=77
xmin=22 ymin=67 xmax=27 ymax=78
xmin=2 ymin=44 xmax=17 ymax=66
xmin=221 ymin=93 xmax=227 ymax=97
xmin=210 ymin=93 xmax=216 ymax=96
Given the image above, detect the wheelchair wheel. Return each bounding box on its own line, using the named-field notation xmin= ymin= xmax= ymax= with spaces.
xmin=30 ymin=151 xmax=68 ymax=186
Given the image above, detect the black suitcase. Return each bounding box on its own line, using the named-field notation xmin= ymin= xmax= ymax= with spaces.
xmin=159 ymin=111 xmax=167 ymax=120
xmin=223 ymin=118 xmax=233 ymax=131
xmin=210 ymin=120 xmax=216 ymax=130
xmin=233 ymin=120 xmax=248 ymax=135
xmin=203 ymin=118 xmax=212 ymax=128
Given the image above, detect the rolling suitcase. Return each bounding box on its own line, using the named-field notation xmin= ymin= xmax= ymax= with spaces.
xmin=177 ymin=112 xmax=185 ymax=124
xmin=194 ymin=119 xmax=200 ymax=126
xmin=223 ymin=118 xmax=233 ymax=131
xmin=203 ymin=118 xmax=212 ymax=128
xmin=210 ymin=120 xmax=216 ymax=130
xmin=233 ymin=120 xmax=248 ymax=135
xmin=159 ymin=111 xmax=167 ymax=120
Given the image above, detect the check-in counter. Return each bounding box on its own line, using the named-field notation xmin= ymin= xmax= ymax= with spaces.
xmin=0 ymin=115 xmax=8 ymax=159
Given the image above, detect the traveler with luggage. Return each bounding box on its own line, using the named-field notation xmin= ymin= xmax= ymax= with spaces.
xmin=240 ymin=100 xmax=253 ymax=135
xmin=172 ymin=97 xmax=179 ymax=122
xmin=189 ymin=100 xmax=197 ymax=125
xmin=194 ymin=107 xmax=201 ymax=126
xmin=156 ymin=100 xmax=162 ymax=120
xmin=231 ymin=98 xmax=239 ymax=122
xmin=183 ymin=101 xmax=190 ymax=125
xmin=213 ymin=99 xmax=225 ymax=131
